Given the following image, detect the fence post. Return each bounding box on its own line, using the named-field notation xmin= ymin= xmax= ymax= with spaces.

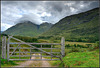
xmin=61 ymin=37 xmax=65 ymax=58
xmin=4 ymin=36 xmax=6 ymax=59
xmin=2 ymin=36 xmax=6 ymax=59
xmin=2 ymin=36 xmax=4 ymax=59
xmin=7 ymin=36 xmax=12 ymax=61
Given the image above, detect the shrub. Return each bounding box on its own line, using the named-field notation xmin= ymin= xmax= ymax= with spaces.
xmin=77 ymin=44 xmax=81 ymax=47
xmin=80 ymin=48 xmax=88 ymax=52
xmin=38 ymin=39 xmax=49 ymax=43
xmin=77 ymin=38 xmax=82 ymax=42
xmin=86 ymin=44 xmax=92 ymax=48
xmin=94 ymin=41 xmax=99 ymax=49
xmin=73 ymin=44 xmax=77 ymax=47
xmin=13 ymin=36 xmax=38 ymax=42
xmin=65 ymin=44 xmax=70 ymax=48
xmin=53 ymin=40 xmax=59 ymax=43
xmin=70 ymin=47 xmax=80 ymax=52
xmin=66 ymin=44 xmax=88 ymax=48
xmin=77 ymin=44 xmax=86 ymax=48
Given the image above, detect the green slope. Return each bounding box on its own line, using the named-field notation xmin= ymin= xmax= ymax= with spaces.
xmin=3 ymin=21 xmax=52 ymax=37
xmin=39 ymin=8 xmax=99 ymax=42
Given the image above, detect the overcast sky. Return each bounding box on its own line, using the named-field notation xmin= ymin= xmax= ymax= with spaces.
xmin=1 ymin=1 xmax=99 ymax=31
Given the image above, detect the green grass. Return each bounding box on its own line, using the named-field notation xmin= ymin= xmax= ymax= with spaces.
xmin=53 ymin=49 xmax=99 ymax=67
xmin=1 ymin=58 xmax=18 ymax=67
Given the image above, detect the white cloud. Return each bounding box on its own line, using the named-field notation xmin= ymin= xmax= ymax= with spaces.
xmin=80 ymin=4 xmax=84 ymax=7
xmin=15 ymin=13 xmax=43 ymax=25
xmin=69 ymin=7 xmax=78 ymax=14
xmin=40 ymin=12 xmax=51 ymax=17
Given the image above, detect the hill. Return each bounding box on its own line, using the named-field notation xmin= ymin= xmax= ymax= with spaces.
xmin=1 ymin=31 xmax=3 ymax=33
xmin=39 ymin=8 xmax=99 ymax=42
xmin=2 ymin=21 xmax=53 ymax=37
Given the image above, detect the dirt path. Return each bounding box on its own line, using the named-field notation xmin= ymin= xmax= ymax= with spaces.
xmin=14 ymin=54 xmax=51 ymax=67
xmin=41 ymin=57 xmax=51 ymax=67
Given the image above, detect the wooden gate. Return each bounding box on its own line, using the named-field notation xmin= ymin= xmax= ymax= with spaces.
xmin=2 ymin=36 xmax=65 ymax=61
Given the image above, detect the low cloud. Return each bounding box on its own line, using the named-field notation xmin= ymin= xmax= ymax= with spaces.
xmin=15 ymin=13 xmax=43 ymax=25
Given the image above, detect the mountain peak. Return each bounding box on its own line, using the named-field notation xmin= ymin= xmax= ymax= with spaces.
xmin=15 ymin=20 xmax=39 ymax=26
xmin=41 ymin=22 xmax=53 ymax=25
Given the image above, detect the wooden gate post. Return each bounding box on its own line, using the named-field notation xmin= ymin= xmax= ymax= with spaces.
xmin=7 ymin=36 xmax=12 ymax=61
xmin=2 ymin=36 xmax=4 ymax=59
xmin=2 ymin=36 xmax=6 ymax=59
xmin=61 ymin=37 xmax=65 ymax=58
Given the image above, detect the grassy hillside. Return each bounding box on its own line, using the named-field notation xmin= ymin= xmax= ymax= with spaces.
xmin=39 ymin=8 xmax=99 ymax=42
xmin=3 ymin=21 xmax=52 ymax=37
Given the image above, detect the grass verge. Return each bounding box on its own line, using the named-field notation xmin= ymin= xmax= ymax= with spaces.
xmin=1 ymin=58 xmax=18 ymax=67
xmin=53 ymin=49 xmax=99 ymax=67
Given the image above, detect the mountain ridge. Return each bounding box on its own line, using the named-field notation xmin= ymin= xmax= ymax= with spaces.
xmin=3 ymin=21 xmax=53 ymax=37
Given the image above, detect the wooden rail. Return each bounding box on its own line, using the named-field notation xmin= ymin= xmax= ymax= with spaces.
xmin=9 ymin=47 xmax=61 ymax=49
xmin=9 ymin=59 xmax=60 ymax=61
xmin=10 ymin=55 xmax=60 ymax=57
xmin=9 ymin=42 xmax=61 ymax=45
xmin=9 ymin=52 xmax=60 ymax=54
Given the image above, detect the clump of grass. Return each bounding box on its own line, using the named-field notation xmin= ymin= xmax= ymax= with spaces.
xmin=51 ymin=60 xmax=63 ymax=67
xmin=88 ymin=41 xmax=99 ymax=51
xmin=70 ymin=47 xmax=81 ymax=52
xmin=94 ymin=41 xmax=99 ymax=49
xmin=85 ymin=44 xmax=92 ymax=48
xmin=1 ymin=58 xmax=18 ymax=67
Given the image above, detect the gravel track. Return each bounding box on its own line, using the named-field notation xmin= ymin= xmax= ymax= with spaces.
xmin=14 ymin=54 xmax=51 ymax=67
